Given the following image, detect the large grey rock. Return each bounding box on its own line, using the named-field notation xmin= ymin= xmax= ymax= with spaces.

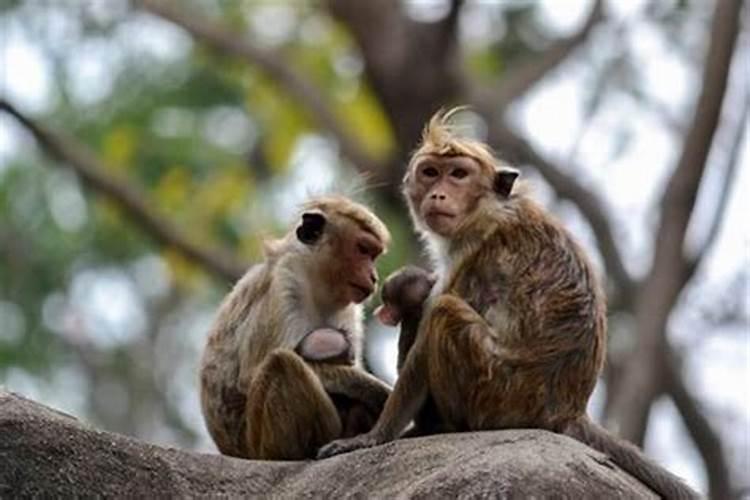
xmin=0 ymin=390 xmax=655 ymax=498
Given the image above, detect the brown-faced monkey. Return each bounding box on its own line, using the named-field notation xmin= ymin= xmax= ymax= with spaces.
xmin=200 ymin=196 xmax=392 ymax=460
xmin=318 ymin=111 xmax=699 ymax=499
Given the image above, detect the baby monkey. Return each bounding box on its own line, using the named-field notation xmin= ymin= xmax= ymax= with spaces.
xmin=376 ymin=266 xmax=442 ymax=437
xmin=375 ymin=266 xmax=435 ymax=371
xmin=200 ymin=196 xmax=391 ymax=460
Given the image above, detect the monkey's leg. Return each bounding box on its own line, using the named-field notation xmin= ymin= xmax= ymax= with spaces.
xmin=424 ymin=294 xmax=510 ymax=431
xmin=317 ymin=339 xmax=430 ymax=458
xmin=312 ymin=364 xmax=391 ymax=414
xmin=246 ymin=348 xmax=342 ymax=460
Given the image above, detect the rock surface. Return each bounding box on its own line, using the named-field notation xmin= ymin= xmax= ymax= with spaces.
xmin=0 ymin=389 xmax=655 ymax=498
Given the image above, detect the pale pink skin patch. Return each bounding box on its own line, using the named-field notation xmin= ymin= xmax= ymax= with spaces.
xmin=296 ymin=328 xmax=350 ymax=361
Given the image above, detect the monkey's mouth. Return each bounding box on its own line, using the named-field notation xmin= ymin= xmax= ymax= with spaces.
xmin=426 ymin=210 xmax=456 ymax=220
xmin=348 ymin=282 xmax=373 ymax=302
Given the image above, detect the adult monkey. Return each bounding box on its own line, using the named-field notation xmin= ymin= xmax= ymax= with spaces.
xmin=319 ymin=110 xmax=698 ymax=499
xmin=201 ymin=196 xmax=391 ymax=460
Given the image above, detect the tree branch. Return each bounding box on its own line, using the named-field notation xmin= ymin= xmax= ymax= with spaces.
xmin=685 ymin=82 xmax=749 ymax=279
xmin=475 ymin=0 xmax=605 ymax=111
xmin=485 ymin=121 xmax=636 ymax=303
xmin=664 ymin=358 xmax=732 ymax=500
xmin=0 ymin=99 xmax=247 ymax=283
xmin=138 ymin=0 xmax=379 ymax=177
xmin=607 ymin=0 xmax=743 ymax=445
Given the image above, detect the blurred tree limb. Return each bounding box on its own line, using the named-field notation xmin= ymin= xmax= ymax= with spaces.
xmin=607 ymin=0 xmax=742 ymax=446
xmin=138 ymin=0 xmax=382 ymax=178
xmin=664 ymin=354 xmax=731 ymax=500
xmin=477 ymin=0 xmax=605 ymax=111
xmin=0 ymin=99 xmax=247 ymax=283
xmin=686 ymin=82 xmax=749 ymax=279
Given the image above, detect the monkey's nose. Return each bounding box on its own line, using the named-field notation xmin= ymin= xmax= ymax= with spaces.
xmin=430 ymin=193 xmax=447 ymax=200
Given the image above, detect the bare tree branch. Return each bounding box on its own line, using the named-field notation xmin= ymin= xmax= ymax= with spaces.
xmin=138 ymin=0 xmax=380 ymax=177
xmin=607 ymin=0 xmax=743 ymax=445
xmin=485 ymin=121 xmax=636 ymax=303
xmin=0 ymin=99 xmax=247 ymax=283
xmin=474 ymin=0 xmax=605 ymax=112
xmin=664 ymin=357 xmax=732 ymax=500
xmin=326 ymin=0 xmax=463 ymax=178
xmin=685 ymin=83 xmax=749 ymax=279
xmin=437 ymin=0 xmax=465 ymax=47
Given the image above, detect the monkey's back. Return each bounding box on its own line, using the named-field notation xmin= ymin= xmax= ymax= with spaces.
xmin=200 ymin=263 xmax=278 ymax=457
xmin=448 ymin=199 xmax=607 ymax=429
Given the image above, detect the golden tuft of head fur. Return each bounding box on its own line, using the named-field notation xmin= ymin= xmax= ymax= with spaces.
xmin=408 ymin=107 xmax=500 ymax=176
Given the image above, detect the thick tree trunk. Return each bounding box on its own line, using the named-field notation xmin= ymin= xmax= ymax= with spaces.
xmin=0 ymin=390 xmax=657 ymax=498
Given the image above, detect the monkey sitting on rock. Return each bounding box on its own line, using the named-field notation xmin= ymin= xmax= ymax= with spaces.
xmin=200 ymin=196 xmax=392 ymax=460
xmin=318 ymin=110 xmax=699 ymax=499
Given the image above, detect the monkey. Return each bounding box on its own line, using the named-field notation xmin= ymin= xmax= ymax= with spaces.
xmin=374 ymin=266 xmax=443 ymax=438
xmin=318 ymin=110 xmax=699 ymax=499
xmin=375 ymin=266 xmax=436 ymax=371
xmin=200 ymin=195 xmax=392 ymax=461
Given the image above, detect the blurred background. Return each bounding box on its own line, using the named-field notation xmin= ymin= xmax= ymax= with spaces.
xmin=0 ymin=0 xmax=747 ymax=496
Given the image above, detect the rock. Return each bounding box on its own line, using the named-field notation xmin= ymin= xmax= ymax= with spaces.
xmin=0 ymin=390 xmax=655 ymax=498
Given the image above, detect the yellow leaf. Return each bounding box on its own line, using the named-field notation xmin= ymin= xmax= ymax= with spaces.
xmin=198 ymin=166 xmax=249 ymax=218
xmin=154 ymin=167 xmax=191 ymax=213
xmin=162 ymin=247 xmax=200 ymax=289
xmin=102 ymin=125 xmax=136 ymax=171
xmin=246 ymin=78 xmax=308 ymax=170
xmin=337 ymin=86 xmax=394 ymax=159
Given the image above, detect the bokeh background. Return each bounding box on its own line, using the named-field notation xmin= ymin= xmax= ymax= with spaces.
xmin=0 ymin=0 xmax=747 ymax=496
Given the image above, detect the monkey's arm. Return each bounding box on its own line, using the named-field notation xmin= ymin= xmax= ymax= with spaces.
xmin=317 ymin=335 xmax=429 ymax=458
xmin=396 ymin=318 xmax=420 ymax=371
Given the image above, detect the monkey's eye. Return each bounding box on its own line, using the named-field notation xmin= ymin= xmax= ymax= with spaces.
xmin=357 ymin=243 xmax=369 ymax=256
xmin=421 ymin=166 xmax=439 ymax=178
xmin=450 ymin=168 xmax=468 ymax=179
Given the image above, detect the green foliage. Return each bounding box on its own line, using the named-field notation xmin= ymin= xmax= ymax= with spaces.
xmin=0 ymin=0 xmax=420 ymax=443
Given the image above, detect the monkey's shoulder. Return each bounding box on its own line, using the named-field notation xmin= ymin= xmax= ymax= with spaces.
xmin=448 ymin=251 xmax=510 ymax=314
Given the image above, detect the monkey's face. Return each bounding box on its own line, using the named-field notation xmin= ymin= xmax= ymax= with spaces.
xmin=297 ymin=211 xmax=384 ymax=306
xmin=335 ymin=227 xmax=384 ymax=305
xmin=406 ymin=154 xmax=487 ymax=237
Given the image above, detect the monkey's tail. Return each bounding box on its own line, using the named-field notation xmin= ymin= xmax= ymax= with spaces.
xmin=563 ymin=417 xmax=701 ymax=500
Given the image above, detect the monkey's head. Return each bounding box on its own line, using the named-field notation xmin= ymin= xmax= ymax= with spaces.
xmin=293 ymin=196 xmax=390 ymax=307
xmin=375 ymin=266 xmax=436 ymax=326
xmin=403 ymin=108 xmax=519 ymax=238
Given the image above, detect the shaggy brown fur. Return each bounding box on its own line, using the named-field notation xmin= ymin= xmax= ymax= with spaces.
xmin=319 ymin=110 xmax=699 ymax=499
xmin=201 ymin=196 xmax=391 ymax=460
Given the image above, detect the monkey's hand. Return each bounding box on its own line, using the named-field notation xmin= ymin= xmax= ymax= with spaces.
xmin=316 ymin=432 xmax=381 ymax=459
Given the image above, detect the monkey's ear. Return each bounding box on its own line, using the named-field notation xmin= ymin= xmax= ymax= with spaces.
xmin=296 ymin=212 xmax=327 ymax=245
xmin=494 ymin=167 xmax=520 ymax=198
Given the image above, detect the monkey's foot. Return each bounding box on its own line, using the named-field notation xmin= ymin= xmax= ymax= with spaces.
xmin=316 ymin=433 xmax=380 ymax=459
